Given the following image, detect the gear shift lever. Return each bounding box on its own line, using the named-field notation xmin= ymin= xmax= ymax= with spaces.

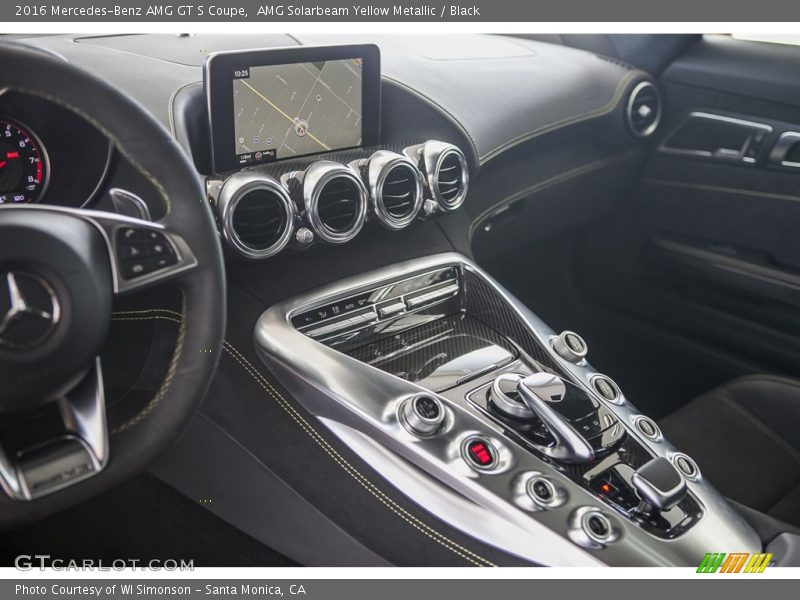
xmin=632 ymin=457 xmax=687 ymax=514
xmin=516 ymin=373 xmax=595 ymax=463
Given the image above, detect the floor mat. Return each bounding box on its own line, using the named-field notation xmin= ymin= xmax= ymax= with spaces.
xmin=0 ymin=473 xmax=298 ymax=567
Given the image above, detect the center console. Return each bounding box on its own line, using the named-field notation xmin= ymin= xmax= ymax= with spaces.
xmin=255 ymin=253 xmax=760 ymax=566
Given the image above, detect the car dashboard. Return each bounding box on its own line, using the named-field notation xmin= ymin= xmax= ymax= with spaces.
xmin=4 ymin=32 xmax=795 ymax=568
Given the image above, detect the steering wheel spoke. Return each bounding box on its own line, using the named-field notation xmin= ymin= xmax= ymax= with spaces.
xmin=85 ymin=209 xmax=198 ymax=295
xmin=0 ymin=358 xmax=108 ymax=501
xmin=1 ymin=204 xmax=198 ymax=295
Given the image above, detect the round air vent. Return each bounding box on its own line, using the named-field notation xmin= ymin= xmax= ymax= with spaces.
xmin=406 ymin=140 xmax=469 ymax=212
xmin=216 ymin=173 xmax=295 ymax=259
xmin=302 ymin=161 xmax=368 ymax=244
xmin=626 ymin=81 xmax=661 ymax=138
xmin=365 ymin=150 xmax=424 ymax=230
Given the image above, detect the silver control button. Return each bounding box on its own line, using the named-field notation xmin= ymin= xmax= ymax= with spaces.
xmin=552 ymin=330 xmax=588 ymax=363
xmin=399 ymin=395 xmax=445 ymax=437
xmin=405 ymin=283 xmax=459 ymax=309
xmin=489 ymin=373 xmax=534 ymax=419
xmin=305 ymin=308 xmax=376 ymax=339
xmin=581 ymin=510 xmax=615 ymax=544
xmin=591 ymin=375 xmax=622 ymax=403
xmin=568 ymin=507 xmax=619 ymax=549
xmin=526 ymin=475 xmax=566 ymax=508
xmin=634 ymin=415 xmax=662 ymax=441
xmin=378 ymin=301 xmax=406 ymax=318
xmin=672 ymin=453 xmax=700 ymax=481
xmin=422 ymin=198 xmax=438 ymax=216
xmin=295 ymin=227 xmax=314 ymax=246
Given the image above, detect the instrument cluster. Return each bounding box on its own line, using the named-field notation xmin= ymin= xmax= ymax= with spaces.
xmin=0 ymin=91 xmax=112 ymax=208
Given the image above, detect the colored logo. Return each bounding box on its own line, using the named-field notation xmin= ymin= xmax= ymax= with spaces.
xmin=697 ymin=552 xmax=773 ymax=573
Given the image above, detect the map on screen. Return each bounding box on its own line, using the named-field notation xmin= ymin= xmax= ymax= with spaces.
xmin=232 ymin=58 xmax=363 ymax=163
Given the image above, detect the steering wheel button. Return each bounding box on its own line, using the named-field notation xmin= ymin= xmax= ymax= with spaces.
xmin=153 ymin=255 xmax=179 ymax=270
xmin=149 ymin=239 xmax=176 ymax=256
xmin=119 ymin=242 xmax=147 ymax=260
xmin=119 ymin=227 xmax=144 ymax=241
xmin=144 ymin=230 xmax=165 ymax=242
xmin=122 ymin=258 xmax=156 ymax=279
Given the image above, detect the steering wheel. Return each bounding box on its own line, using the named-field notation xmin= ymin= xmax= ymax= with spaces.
xmin=0 ymin=43 xmax=226 ymax=527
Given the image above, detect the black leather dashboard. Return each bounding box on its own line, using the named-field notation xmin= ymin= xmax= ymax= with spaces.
xmin=18 ymin=33 xmax=648 ymax=172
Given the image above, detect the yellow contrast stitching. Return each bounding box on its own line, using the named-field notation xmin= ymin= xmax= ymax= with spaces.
xmin=8 ymin=85 xmax=173 ymax=215
xmin=110 ymin=310 xmax=496 ymax=566
xmin=110 ymin=296 xmax=186 ymax=434
xmin=479 ymin=69 xmax=647 ymax=163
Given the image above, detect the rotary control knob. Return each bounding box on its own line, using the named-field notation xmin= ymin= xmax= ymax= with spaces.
xmin=489 ymin=373 xmax=534 ymax=419
xmin=399 ymin=394 xmax=445 ymax=437
xmin=552 ymin=331 xmax=588 ymax=363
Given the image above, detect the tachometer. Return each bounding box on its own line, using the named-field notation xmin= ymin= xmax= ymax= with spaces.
xmin=0 ymin=119 xmax=49 ymax=204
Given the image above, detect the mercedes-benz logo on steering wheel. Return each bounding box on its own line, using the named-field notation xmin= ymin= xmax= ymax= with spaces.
xmin=0 ymin=271 xmax=61 ymax=350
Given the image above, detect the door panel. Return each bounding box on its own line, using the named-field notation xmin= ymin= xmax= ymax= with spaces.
xmin=578 ymin=36 xmax=800 ymax=377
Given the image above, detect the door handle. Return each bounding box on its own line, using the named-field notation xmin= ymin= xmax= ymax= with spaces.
xmin=768 ymin=131 xmax=800 ymax=169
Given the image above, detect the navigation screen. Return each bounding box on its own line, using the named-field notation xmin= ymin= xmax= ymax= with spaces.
xmin=232 ymin=59 xmax=363 ymax=164
xmin=206 ymin=45 xmax=380 ymax=172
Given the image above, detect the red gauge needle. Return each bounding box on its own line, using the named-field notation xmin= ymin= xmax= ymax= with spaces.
xmin=0 ymin=161 xmax=6 ymax=168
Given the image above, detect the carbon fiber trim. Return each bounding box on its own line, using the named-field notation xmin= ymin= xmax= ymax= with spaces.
xmin=346 ymin=314 xmax=517 ymax=393
xmin=462 ymin=270 xmax=560 ymax=371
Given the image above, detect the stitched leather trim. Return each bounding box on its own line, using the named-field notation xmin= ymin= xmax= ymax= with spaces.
xmin=110 ymin=295 xmax=186 ymax=435
xmin=381 ymin=75 xmax=481 ymax=169
xmin=168 ymin=80 xmax=202 ymax=139
xmin=111 ymin=309 xmax=497 ymax=567
xmin=469 ymin=149 xmax=643 ymax=239
xmin=479 ymin=69 xmax=647 ymax=164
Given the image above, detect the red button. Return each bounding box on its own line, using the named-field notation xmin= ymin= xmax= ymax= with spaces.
xmin=466 ymin=439 xmax=495 ymax=468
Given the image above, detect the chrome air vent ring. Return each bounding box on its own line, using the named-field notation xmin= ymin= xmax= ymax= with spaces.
xmin=216 ymin=172 xmax=296 ymax=259
xmin=365 ymin=150 xmax=424 ymax=230
xmin=303 ymin=161 xmax=368 ymax=244
xmin=433 ymin=146 xmax=469 ymax=211
xmin=406 ymin=140 xmax=469 ymax=213
xmin=626 ymin=80 xmax=661 ymax=138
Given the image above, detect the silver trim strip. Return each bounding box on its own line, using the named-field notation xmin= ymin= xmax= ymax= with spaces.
xmin=768 ymin=131 xmax=800 ymax=169
xmin=659 ymin=112 xmax=772 ymax=162
xmin=0 ymin=357 xmax=108 ymax=501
